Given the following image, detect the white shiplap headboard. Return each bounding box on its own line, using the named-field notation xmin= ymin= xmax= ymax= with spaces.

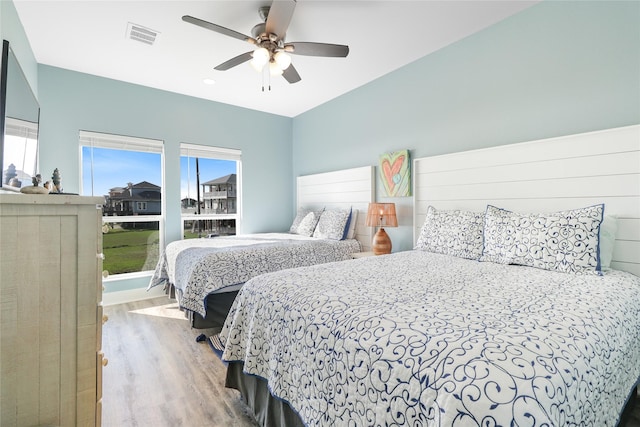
xmin=413 ymin=125 xmax=640 ymax=276
xmin=297 ymin=166 xmax=375 ymax=252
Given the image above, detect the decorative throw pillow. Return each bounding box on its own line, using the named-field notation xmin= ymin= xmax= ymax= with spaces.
xmin=345 ymin=209 xmax=359 ymax=240
xmin=290 ymin=208 xmax=323 ymax=237
xmin=313 ymin=208 xmax=351 ymax=240
xmin=415 ymin=205 xmax=484 ymax=260
xmin=480 ymin=204 xmax=604 ymax=275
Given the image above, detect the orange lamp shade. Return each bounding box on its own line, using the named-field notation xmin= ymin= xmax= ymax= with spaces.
xmin=365 ymin=203 xmax=397 ymax=255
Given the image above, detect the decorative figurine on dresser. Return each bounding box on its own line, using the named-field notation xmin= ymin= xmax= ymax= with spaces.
xmin=51 ymin=167 xmax=63 ymax=193
xmin=3 ymin=163 xmax=19 ymax=187
xmin=18 ymin=173 xmax=48 ymax=194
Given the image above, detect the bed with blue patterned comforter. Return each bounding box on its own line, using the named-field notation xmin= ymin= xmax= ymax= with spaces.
xmin=148 ymin=233 xmax=361 ymax=317
xmin=220 ymin=250 xmax=640 ymax=426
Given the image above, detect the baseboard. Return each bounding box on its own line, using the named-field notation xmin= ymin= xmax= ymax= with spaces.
xmin=102 ymin=286 xmax=166 ymax=306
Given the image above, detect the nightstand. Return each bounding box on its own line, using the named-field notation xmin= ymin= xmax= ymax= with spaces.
xmin=351 ymin=251 xmax=376 ymax=259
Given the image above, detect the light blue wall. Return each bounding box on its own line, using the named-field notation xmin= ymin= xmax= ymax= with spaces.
xmin=38 ymin=65 xmax=292 ymax=236
xmin=3 ymin=1 xmax=639 ymax=292
xmin=0 ymin=0 xmax=37 ymax=97
xmin=292 ymin=0 xmax=640 ymax=252
xmin=37 ymin=66 xmax=292 ymax=292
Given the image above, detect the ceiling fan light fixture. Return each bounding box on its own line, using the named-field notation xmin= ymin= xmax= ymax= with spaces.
xmin=252 ymin=47 xmax=270 ymax=65
xmin=269 ymin=61 xmax=283 ymax=76
xmin=274 ymin=51 xmax=291 ymax=70
xmin=184 ymin=2 xmax=349 ymax=87
xmin=250 ymin=57 xmax=265 ymax=72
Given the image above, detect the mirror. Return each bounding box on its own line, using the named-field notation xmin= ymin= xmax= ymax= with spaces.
xmin=0 ymin=39 xmax=40 ymax=191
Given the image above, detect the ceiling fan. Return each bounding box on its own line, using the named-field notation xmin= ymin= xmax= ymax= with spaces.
xmin=182 ymin=1 xmax=349 ymax=86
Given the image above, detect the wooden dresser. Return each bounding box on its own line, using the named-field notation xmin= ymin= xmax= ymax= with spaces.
xmin=0 ymin=194 xmax=104 ymax=426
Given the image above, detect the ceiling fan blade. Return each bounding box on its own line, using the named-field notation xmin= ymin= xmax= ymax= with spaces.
xmin=288 ymin=42 xmax=349 ymax=58
xmin=282 ymin=64 xmax=301 ymax=84
xmin=214 ymin=51 xmax=254 ymax=71
xmin=265 ymin=1 xmax=296 ymax=39
xmin=182 ymin=15 xmax=254 ymax=44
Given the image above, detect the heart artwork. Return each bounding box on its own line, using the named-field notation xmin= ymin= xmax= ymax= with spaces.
xmin=379 ymin=150 xmax=410 ymax=197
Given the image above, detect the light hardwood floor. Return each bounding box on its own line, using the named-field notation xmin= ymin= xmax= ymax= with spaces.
xmin=102 ymin=297 xmax=258 ymax=427
xmin=103 ymin=297 xmax=640 ymax=427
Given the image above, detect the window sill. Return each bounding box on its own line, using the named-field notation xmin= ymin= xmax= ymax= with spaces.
xmin=103 ymin=270 xmax=154 ymax=282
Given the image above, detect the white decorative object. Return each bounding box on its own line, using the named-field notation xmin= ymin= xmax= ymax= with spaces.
xmin=20 ymin=185 xmax=50 ymax=194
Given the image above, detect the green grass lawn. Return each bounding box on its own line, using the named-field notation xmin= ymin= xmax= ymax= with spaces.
xmin=183 ymin=231 xmax=202 ymax=239
xmin=103 ymin=228 xmax=160 ymax=275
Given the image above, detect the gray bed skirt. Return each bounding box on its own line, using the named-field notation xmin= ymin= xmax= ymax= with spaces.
xmin=225 ymin=361 xmax=305 ymax=427
xmin=189 ymin=290 xmax=239 ymax=329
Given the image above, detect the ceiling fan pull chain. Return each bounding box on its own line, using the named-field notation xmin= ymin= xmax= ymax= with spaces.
xmin=267 ymin=65 xmax=272 ymax=92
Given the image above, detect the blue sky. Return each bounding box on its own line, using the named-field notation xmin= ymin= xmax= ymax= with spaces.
xmin=82 ymin=147 xmax=236 ymax=199
xmin=180 ymin=156 xmax=236 ymax=201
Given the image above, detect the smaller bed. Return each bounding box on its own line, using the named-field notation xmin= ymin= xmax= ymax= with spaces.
xmin=148 ymin=165 xmax=374 ymax=328
xmin=149 ymin=232 xmax=361 ymax=327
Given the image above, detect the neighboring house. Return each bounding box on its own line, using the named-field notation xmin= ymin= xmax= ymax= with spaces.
xmin=181 ymin=197 xmax=199 ymax=214
xmin=104 ymin=181 xmax=161 ymax=216
xmin=181 ymin=197 xmax=198 ymax=209
xmin=201 ymin=173 xmax=236 ymax=214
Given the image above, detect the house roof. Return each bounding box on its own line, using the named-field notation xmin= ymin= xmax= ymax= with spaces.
xmin=132 ymin=181 xmax=160 ymax=189
xmin=108 ymin=181 xmax=161 ymax=200
xmin=202 ymin=174 xmax=236 ymax=186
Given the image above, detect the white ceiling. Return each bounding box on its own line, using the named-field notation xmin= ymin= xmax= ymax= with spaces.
xmin=13 ymin=0 xmax=537 ymax=118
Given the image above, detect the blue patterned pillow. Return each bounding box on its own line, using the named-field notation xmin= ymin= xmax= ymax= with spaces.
xmin=313 ymin=208 xmax=351 ymax=240
xmin=415 ymin=206 xmax=484 ymax=260
xmin=480 ymin=204 xmax=604 ymax=275
xmin=290 ymin=208 xmax=323 ymax=237
xmin=345 ymin=209 xmax=358 ymax=239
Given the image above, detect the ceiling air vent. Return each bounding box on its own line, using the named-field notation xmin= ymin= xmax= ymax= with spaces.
xmin=126 ymin=22 xmax=159 ymax=45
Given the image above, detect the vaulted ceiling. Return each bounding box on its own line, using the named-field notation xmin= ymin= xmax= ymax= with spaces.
xmin=13 ymin=1 xmax=537 ymax=117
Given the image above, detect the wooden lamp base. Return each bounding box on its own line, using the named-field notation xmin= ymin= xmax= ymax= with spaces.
xmin=372 ymin=227 xmax=392 ymax=255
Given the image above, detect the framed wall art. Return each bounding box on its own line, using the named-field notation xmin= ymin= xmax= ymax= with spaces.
xmin=379 ymin=149 xmax=410 ymax=197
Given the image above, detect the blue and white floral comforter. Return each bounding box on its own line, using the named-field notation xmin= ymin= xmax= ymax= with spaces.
xmin=220 ymin=250 xmax=640 ymax=426
xmin=148 ymin=233 xmax=361 ymax=316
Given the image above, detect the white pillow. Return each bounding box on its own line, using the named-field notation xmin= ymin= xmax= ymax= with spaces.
xmin=599 ymin=214 xmax=617 ymax=270
xmin=313 ymin=208 xmax=351 ymax=240
xmin=415 ymin=205 xmax=485 ymax=260
xmin=290 ymin=207 xmax=323 ymax=237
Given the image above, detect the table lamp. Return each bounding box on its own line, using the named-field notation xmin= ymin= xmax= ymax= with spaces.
xmin=365 ymin=202 xmax=398 ymax=255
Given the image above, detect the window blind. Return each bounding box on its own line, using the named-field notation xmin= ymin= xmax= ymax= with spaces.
xmin=180 ymin=142 xmax=241 ymax=161
xmin=5 ymin=117 xmax=38 ymax=140
xmin=79 ymin=130 xmax=163 ymax=153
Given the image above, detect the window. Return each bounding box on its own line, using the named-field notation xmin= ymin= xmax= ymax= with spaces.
xmin=180 ymin=143 xmax=241 ymax=239
xmin=2 ymin=117 xmax=38 ymax=188
xmin=80 ymin=131 xmax=163 ymax=277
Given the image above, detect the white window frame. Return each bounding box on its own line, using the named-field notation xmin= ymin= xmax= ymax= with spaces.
xmin=3 ymin=117 xmax=39 ymax=183
xmin=180 ymin=143 xmax=242 ymax=237
xmin=80 ymin=130 xmax=165 ymax=279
